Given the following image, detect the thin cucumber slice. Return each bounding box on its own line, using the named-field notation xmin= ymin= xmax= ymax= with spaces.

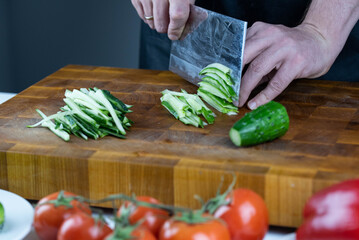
xmin=197 ymin=88 xmax=238 ymax=114
xmin=0 ymin=201 xmax=4 ymax=231
xmin=230 ymin=101 xmax=289 ymax=147
xmin=199 ymin=65 xmax=233 ymax=86
xmin=202 ymin=73 xmax=237 ymax=99
xmin=198 ymin=81 xmax=232 ymax=102
xmin=36 ymin=109 xmax=70 ymax=141
xmin=160 ymin=93 xmax=188 ymax=119
xmin=63 ymin=98 xmax=98 ymax=126
xmin=102 ymin=90 xmax=129 ymax=113
xmin=200 ymin=63 xmax=232 ymax=76
xmin=161 ymin=100 xmax=179 ymax=119
xmin=26 ymin=111 xmax=72 ymax=128
xmin=94 ymin=90 xmax=126 ymax=135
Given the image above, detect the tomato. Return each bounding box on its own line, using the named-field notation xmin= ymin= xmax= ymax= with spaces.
xmin=159 ymin=217 xmax=231 ymax=240
xmin=131 ymin=227 xmax=157 ymax=240
xmin=118 ymin=196 xmax=169 ymax=237
xmin=105 ymin=226 xmax=156 ymax=240
xmin=214 ymin=189 xmax=268 ymax=240
xmin=57 ymin=211 xmax=113 ymax=240
xmin=33 ymin=191 xmax=91 ymax=240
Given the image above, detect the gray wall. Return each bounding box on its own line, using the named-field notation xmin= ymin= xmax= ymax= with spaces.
xmin=0 ymin=0 xmax=141 ymax=93
xmin=0 ymin=0 xmax=11 ymax=91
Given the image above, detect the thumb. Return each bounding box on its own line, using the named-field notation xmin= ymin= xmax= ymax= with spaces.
xmin=168 ymin=0 xmax=190 ymax=40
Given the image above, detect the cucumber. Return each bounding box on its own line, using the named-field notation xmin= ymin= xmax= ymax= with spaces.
xmin=198 ymin=81 xmax=232 ymax=102
xmin=202 ymin=73 xmax=237 ymax=99
xmin=229 ymin=101 xmax=289 ymax=147
xmin=197 ymin=88 xmax=238 ymax=114
xmin=0 ymin=201 xmax=4 ymax=231
xmin=199 ymin=67 xmax=233 ymax=86
xmin=201 ymin=63 xmax=232 ymax=75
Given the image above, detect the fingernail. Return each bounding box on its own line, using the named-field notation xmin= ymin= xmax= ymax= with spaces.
xmin=248 ymin=101 xmax=256 ymax=110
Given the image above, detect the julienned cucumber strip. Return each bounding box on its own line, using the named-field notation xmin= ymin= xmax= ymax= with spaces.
xmin=36 ymin=109 xmax=70 ymax=141
xmin=229 ymin=101 xmax=289 ymax=147
xmin=28 ymin=88 xmax=133 ymax=141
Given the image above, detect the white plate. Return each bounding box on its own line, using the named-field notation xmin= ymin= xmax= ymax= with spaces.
xmin=0 ymin=190 xmax=34 ymax=240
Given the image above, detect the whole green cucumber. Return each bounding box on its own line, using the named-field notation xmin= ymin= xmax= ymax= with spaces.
xmin=229 ymin=101 xmax=289 ymax=147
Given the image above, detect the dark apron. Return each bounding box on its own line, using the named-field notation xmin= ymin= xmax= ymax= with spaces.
xmin=139 ymin=0 xmax=359 ymax=82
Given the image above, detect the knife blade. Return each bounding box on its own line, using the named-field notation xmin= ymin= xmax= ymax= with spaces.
xmin=169 ymin=5 xmax=247 ymax=99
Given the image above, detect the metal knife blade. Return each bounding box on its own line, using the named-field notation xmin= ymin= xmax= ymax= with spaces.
xmin=169 ymin=5 xmax=247 ymax=98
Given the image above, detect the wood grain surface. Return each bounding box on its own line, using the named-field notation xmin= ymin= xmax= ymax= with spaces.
xmin=1 ymin=65 xmax=359 ymax=227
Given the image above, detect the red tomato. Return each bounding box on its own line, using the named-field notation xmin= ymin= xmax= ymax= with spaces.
xmin=131 ymin=227 xmax=157 ymax=240
xmin=33 ymin=191 xmax=91 ymax=240
xmin=105 ymin=227 xmax=156 ymax=240
xmin=118 ymin=196 xmax=169 ymax=237
xmin=214 ymin=189 xmax=268 ymax=240
xmin=57 ymin=211 xmax=113 ymax=240
xmin=159 ymin=217 xmax=231 ymax=240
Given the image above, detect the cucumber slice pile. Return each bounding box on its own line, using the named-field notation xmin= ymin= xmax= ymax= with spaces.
xmin=198 ymin=63 xmax=238 ymax=115
xmin=160 ymin=89 xmax=216 ymax=128
xmin=229 ymin=101 xmax=289 ymax=147
xmin=0 ymin=201 xmax=4 ymax=231
xmin=27 ymin=87 xmax=133 ymax=141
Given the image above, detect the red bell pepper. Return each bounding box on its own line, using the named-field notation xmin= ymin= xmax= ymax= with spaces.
xmin=297 ymin=179 xmax=359 ymax=240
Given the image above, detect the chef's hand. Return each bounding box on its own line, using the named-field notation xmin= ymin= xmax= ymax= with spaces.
xmin=131 ymin=0 xmax=195 ymax=40
xmin=239 ymin=0 xmax=359 ymax=110
xmin=239 ymin=22 xmax=333 ymax=110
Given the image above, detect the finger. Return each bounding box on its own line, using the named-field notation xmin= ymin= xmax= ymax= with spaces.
xmin=243 ymin=35 xmax=274 ymax=67
xmin=142 ymin=0 xmax=155 ymax=29
xmin=247 ymin=63 xmax=294 ymax=109
xmin=245 ymin=21 xmax=266 ymax=40
xmin=131 ymin=0 xmax=145 ymax=21
xmin=153 ymin=0 xmax=169 ymax=33
xmin=239 ymin=48 xmax=285 ymax=107
xmin=168 ymin=0 xmax=190 ymax=40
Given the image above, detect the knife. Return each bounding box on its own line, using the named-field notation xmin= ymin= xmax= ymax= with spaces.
xmin=169 ymin=5 xmax=247 ymax=99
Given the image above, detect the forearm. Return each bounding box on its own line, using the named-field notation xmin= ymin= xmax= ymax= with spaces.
xmin=302 ymin=0 xmax=359 ymax=57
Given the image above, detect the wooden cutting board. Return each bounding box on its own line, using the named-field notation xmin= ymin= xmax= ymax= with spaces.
xmin=1 ymin=65 xmax=359 ymax=227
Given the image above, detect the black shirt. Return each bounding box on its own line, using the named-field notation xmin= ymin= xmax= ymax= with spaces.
xmin=140 ymin=0 xmax=359 ymax=81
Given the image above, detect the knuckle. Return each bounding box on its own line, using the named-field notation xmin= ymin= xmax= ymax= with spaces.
xmin=268 ymin=79 xmax=284 ymax=94
xmin=156 ymin=25 xmax=167 ymax=33
xmin=251 ymin=21 xmax=266 ymax=30
xmin=171 ymin=8 xmax=188 ymax=21
xmin=248 ymin=60 xmax=263 ymax=75
xmin=265 ymin=24 xmax=282 ymax=35
xmin=292 ymin=54 xmax=306 ymax=67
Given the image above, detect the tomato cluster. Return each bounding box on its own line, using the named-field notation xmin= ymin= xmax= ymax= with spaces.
xmin=33 ymin=188 xmax=268 ymax=240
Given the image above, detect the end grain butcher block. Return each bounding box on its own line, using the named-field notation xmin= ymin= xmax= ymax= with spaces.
xmin=1 ymin=65 xmax=359 ymax=227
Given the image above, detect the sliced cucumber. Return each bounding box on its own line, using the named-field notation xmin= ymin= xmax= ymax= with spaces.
xmin=197 ymin=88 xmax=238 ymax=114
xmin=229 ymin=101 xmax=289 ymax=147
xmin=0 ymin=201 xmax=4 ymax=231
xmin=28 ymin=88 xmax=132 ymax=141
xmin=202 ymin=74 xmax=236 ymax=99
xmin=198 ymin=81 xmax=232 ymax=102
xmin=199 ymin=67 xmax=233 ymax=86
xmin=199 ymin=63 xmax=234 ymax=85
xmin=200 ymin=63 xmax=232 ymax=76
